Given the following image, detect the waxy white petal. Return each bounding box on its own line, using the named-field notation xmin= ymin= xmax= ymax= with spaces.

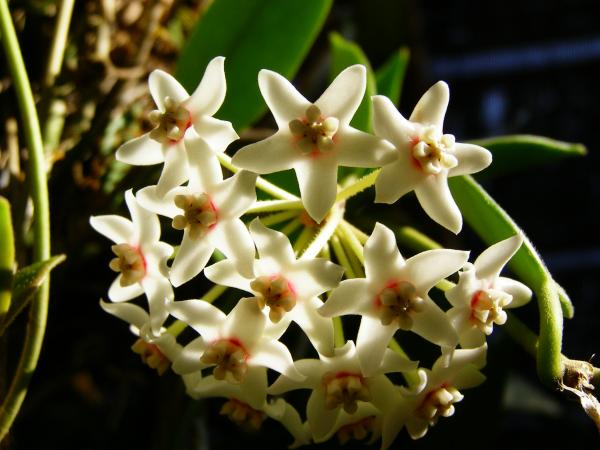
xmin=204 ymin=260 xmax=252 ymax=292
xmin=167 ymin=299 xmax=226 ymax=336
xmin=288 ymin=259 xmax=344 ymax=299
xmin=315 ymin=65 xmax=366 ymax=125
xmin=250 ymin=219 xmax=295 ymax=267
xmin=211 ymin=170 xmax=257 ymax=219
xmin=223 ymin=298 xmax=266 ymax=350
xmin=380 ymin=348 xmax=419 ymax=374
xmin=252 ymin=339 xmax=304 ymax=381
xmin=265 ymin=399 xmax=311 ymax=448
xmin=372 ymin=95 xmax=416 ymax=144
xmin=186 ymin=135 xmax=224 ymax=189
xmin=294 ymin=157 xmax=338 ymax=223
xmin=319 ymin=278 xmax=372 ymax=317
xmin=169 ymin=231 xmax=214 ymax=287
xmin=184 ymin=56 xmax=227 ymax=117
xmin=108 ymin=276 xmax=144 ymax=302
xmin=410 ymin=296 xmax=458 ymax=349
xmin=115 ymin=133 xmax=165 ymax=166
xmin=89 ymin=215 xmax=133 ymax=244
xmin=100 ymin=300 xmax=148 ymax=330
xmin=474 ymin=234 xmax=523 ymax=282
xmin=258 ymin=69 xmax=311 ymax=127
xmin=307 ymin=387 xmax=340 ymax=441
xmin=448 ymin=143 xmax=492 ymax=177
xmin=191 ymin=115 xmax=238 ymax=152
xmin=293 ymin=297 xmax=334 ymax=356
xmin=125 ymin=189 xmax=160 ymax=244
xmin=335 ymin=127 xmax=396 ymax=168
xmin=409 ymin=80 xmax=449 ymax=130
xmin=268 ymin=358 xmax=323 ymax=394
xmin=155 ymin=142 xmax=189 ymax=197
xmin=414 ymin=174 xmax=462 ymax=234
xmin=405 ymin=249 xmax=469 ymax=294
xmin=364 ymin=222 xmax=405 ymax=284
xmin=135 ymin=185 xmax=185 ymax=219
xmin=375 ymin=157 xmax=424 ymax=204
xmin=148 ymin=70 xmax=189 ymax=110
xmin=141 ymin=275 xmax=173 ymax=333
xmin=496 ymin=277 xmax=532 ymax=308
xmin=232 ymin=133 xmax=299 ymax=174
xmin=356 ymin=315 xmax=398 ymax=377
xmin=172 ymin=336 xmax=206 ymax=374
xmin=209 ymin=220 xmax=255 ymax=279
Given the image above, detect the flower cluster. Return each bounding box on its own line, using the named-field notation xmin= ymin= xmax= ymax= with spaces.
xmin=90 ymin=57 xmax=532 ymax=448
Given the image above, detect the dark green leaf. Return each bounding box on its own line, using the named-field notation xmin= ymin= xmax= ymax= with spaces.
xmin=0 ymin=255 xmax=66 ymax=335
xmin=449 ymin=175 xmax=573 ymax=318
xmin=471 ymin=135 xmax=586 ymax=180
xmin=375 ymin=47 xmax=410 ymax=105
xmin=329 ymin=31 xmax=376 ymax=132
xmin=176 ymin=0 xmax=333 ymax=131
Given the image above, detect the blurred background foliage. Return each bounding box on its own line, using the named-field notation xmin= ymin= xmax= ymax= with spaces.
xmin=0 ymin=0 xmax=599 ymax=448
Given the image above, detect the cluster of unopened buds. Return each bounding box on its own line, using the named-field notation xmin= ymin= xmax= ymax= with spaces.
xmin=90 ymin=56 xmax=533 ymax=448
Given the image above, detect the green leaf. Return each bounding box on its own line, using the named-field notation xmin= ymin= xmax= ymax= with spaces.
xmin=329 ymin=31 xmax=376 ymax=132
xmin=449 ymin=175 xmax=573 ymax=318
xmin=175 ymin=0 xmax=333 ymax=131
xmin=470 ymin=135 xmax=587 ymax=180
xmin=375 ymin=47 xmax=410 ymax=105
xmin=0 ymin=255 xmax=65 ymax=336
xmin=0 ymin=196 xmax=15 ymax=324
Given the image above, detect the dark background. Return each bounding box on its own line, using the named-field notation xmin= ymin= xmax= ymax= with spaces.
xmin=3 ymin=0 xmax=600 ymax=449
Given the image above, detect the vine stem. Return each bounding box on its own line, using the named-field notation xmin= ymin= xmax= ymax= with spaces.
xmin=0 ymin=0 xmax=51 ymax=441
xmin=44 ymin=0 xmax=75 ymax=87
xmin=335 ymin=169 xmax=379 ymax=203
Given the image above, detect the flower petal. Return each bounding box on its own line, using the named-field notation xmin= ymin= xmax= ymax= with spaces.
xmin=496 ymin=277 xmax=532 ymax=308
xmin=380 ymin=349 xmax=418 ymax=374
xmin=169 ymin=231 xmax=214 ymax=287
xmin=172 ymin=336 xmax=206 ymax=374
xmin=250 ymin=218 xmax=295 ymax=267
xmin=155 ymin=142 xmax=189 ymax=197
xmin=316 ymin=65 xmax=366 ymax=125
xmin=448 ymin=143 xmax=492 ymax=177
xmin=211 ymin=170 xmax=257 ymax=219
xmin=258 ymin=69 xmax=311 ymax=128
xmin=265 ymin=399 xmax=311 ymax=448
xmin=232 ymin=133 xmax=299 ymax=174
xmin=294 ymin=158 xmax=338 ymax=223
xmin=252 ymin=339 xmax=304 ymax=381
xmin=204 ymin=260 xmax=253 ymax=292
xmin=306 ymin=388 xmax=340 ymax=441
xmin=224 ymin=298 xmax=266 ymax=350
xmin=356 ymin=315 xmax=397 ymax=377
xmin=141 ymin=275 xmax=173 ymax=333
xmin=191 ymin=115 xmax=238 ymax=152
xmin=318 ymin=278 xmax=372 ymax=317
xmin=405 ymin=249 xmax=469 ymax=294
xmin=185 ymin=134 xmax=224 ymax=189
xmin=124 ymin=189 xmax=161 ymax=244
xmin=268 ymin=358 xmax=323 ymax=394
xmin=292 ymin=297 xmax=334 ymax=357
xmin=100 ymin=299 xmax=149 ymax=330
xmin=209 ymin=219 xmax=255 ymax=279
xmin=474 ymin=235 xmax=522 ymax=281
xmin=287 ymin=259 xmax=344 ymax=299
xmin=335 ymin=127 xmax=396 ymax=168
xmin=167 ymin=299 xmax=226 ymax=336
xmin=372 ymin=95 xmax=416 ymax=144
xmin=108 ymin=276 xmax=144 ymax=302
xmin=375 ymin=157 xmax=424 ymax=204
xmin=184 ymin=56 xmax=227 ymax=117
xmin=89 ymin=215 xmax=133 ymax=244
xmin=364 ymin=223 xmax=405 ymax=285
xmin=409 ymin=81 xmax=449 ymax=130
xmin=410 ymin=296 xmax=458 ymax=349
xmin=414 ymin=173 xmax=462 ymax=234
xmin=115 ymin=133 xmax=165 ymax=166
xmin=148 ymin=70 xmax=189 ymax=110
xmin=135 ymin=185 xmax=185 ymax=219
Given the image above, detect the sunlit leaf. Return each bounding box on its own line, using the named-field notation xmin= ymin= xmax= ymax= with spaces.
xmin=176 ymin=0 xmax=333 ymax=130
xmin=375 ymin=47 xmax=410 ymax=106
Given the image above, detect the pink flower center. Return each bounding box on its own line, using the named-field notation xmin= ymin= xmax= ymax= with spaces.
xmin=109 ymin=243 xmax=146 ymax=286
xmin=322 ymin=371 xmax=370 ymax=414
xmin=172 ymin=193 xmax=218 ymax=240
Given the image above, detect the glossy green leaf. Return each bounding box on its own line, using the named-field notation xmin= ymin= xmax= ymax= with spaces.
xmin=449 ymin=175 xmax=573 ymax=318
xmin=0 ymin=255 xmax=65 ymax=336
xmin=471 ymin=135 xmax=586 ymax=180
xmin=329 ymin=32 xmax=376 ymax=132
xmin=0 ymin=196 xmax=15 ymax=324
xmin=176 ymin=0 xmax=333 ymax=130
xmin=375 ymin=47 xmax=410 ymax=105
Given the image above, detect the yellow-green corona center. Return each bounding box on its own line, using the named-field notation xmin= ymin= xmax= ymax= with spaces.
xmin=322 ymin=371 xmax=370 ymax=414
xmin=109 ymin=243 xmax=145 ymax=286
xmin=220 ymin=398 xmax=266 ymax=430
xmin=200 ymin=339 xmax=248 ymax=384
xmin=172 ymin=193 xmax=218 ymax=240
xmin=412 ymin=126 xmax=457 ymax=174
xmin=289 ymin=104 xmax=339 ymax=154
xmin=149 ymin=96 xmax=191 ymax=143
xmin=416 ymin=386 xmax=463 ymax=426
xmin=377 ymin=281 xmax=425 ymax=329
xmin=470 ymin=289 xmax=511 ymax=334
xmin=250 ymin=275 xmax=296 ymax=323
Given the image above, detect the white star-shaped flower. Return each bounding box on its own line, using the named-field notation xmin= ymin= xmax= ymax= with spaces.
xmin=319 ymin=223 xmax=465 ymax=372
xmin=381 ymin=345 xmax=487 ymax=446
xmin=136 ymin=144 xmax=257 ymax=287
xmin=232 ymin=65 xmax=396 ymax=223
xmin=446 ymin=235 xmax=533 ymax=348
xmin=372 ymin=82 xmax=492 ymax=233
xmin=204 ymin=218 xmax=345 ymax=356
xmin=99 ymin=300 xmax=181 ymax=375
xmin=90 ymin=190 xmax=173 ymax=333
xmin=268 ymin=341 xmax=415 ymax=443
xmin=168 ymin=297 xmax=304 ymax=384
xmin=116 ymin=56 xmax=238 ymax=196
xmin=184 ymin=367 xmax=310 ymax=448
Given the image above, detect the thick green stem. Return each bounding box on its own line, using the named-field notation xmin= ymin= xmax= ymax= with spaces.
xmin=245 ymin=199 xmax=303 ymax=214
xmin=335 ymin=169 xmax=379 ymax=203
xmin=536 ymin=278 xmax=564 ymax=387
xmin=0 ymin=198 xmax=14 ymax=325
xmin=330 ymin=234 xmax=356 ymax=279
xmin=0 ymin=0 xmax=51 ymax=441
xmin=301 ymin=205 xmax=344 ymax=259
xmin=258 ymin=210 xmax=299 ymax=227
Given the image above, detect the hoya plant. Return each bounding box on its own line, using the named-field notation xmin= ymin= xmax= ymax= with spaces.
xmin=0 ymin=0 xmax=598 ymax=448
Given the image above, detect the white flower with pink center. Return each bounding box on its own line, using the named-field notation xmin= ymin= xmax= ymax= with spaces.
xmin=204 ymin=219 xmax=345 ymax=356
xmin=446 ymin=235 xmax=533 ymax=348
xmin=319 ymin=223 xmax=465 ymax=373
xmin=90 ymin=190 xmax=173 ymax=333
xmin=136 ymin=145 xmax=256 ymax=287
xmin=168 ymin=297 xmax=303 ymax=384
xmin=116 ymin=56 xmax=238 ymax=197
xmin=232 ymin=65 xmax=396 ymax=223
xmin=372 ymin=82 xmax=492 ymax=233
